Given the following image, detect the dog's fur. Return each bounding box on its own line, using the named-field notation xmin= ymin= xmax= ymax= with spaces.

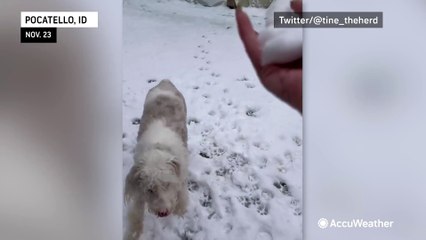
xmin=124 ymin=80 xmax=189 ymax=240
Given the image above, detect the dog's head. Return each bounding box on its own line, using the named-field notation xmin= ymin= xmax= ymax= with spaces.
xmin=125 ymin=150 xmax=182 ymax=218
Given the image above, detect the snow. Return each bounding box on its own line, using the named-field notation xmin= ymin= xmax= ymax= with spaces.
xmin=259 ymin=0 xmax=303 ymax=65
xmin=197 ymin=0 xmax=225 ymax=7
xmin=123 ymin=0 xmax=302 ymax=239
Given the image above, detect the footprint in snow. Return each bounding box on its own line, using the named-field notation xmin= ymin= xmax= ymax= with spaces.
xmin=292 ymin=136 xmax=302 ymax=147
xmin=187 ymin=179 xmax=199 ymax=192
xmin=253 ymin=142 xmax=270 ymax=151
xmin=237 ymin=76 xmax=249 ymax=82
xmin=225 ymin=223 xmax=233 ymax=233
xmin=215 ymin=167 xmax=230 ymax=177
xmin=199 ymin=151 xmax=212 ymax=159
xmin=237 ymin=194 xmax=269 ymax=216
xmin=187 ymin=118 xmax=200 ymax=125
xmin=246 ymin=107 xmax=259 ymax=117
xmin=256 ymin=231 xmax=273 ymax=240
xmin=246 ymin=83 xmax=256 ymax=89
xmin=284 ymin=151 xmax=294 ymax=162
xmin=131 ymin=118 xmax=140 ymax=125
xmin=194 ymin=184 xmax=218 ymax=219
xmin=273 ymin=181 xmax=291 ymax=196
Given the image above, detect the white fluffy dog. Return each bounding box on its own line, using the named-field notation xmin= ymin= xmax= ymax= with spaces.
xmin=124 ymin=80 xmax=189 ymax=240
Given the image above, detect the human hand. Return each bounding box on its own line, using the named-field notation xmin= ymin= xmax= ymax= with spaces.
xmin=236 ymin=0 xmax=303 ymax=114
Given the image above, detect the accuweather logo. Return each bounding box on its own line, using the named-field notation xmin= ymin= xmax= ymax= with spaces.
xmin=318 ymin=218 xmax=329 ymax=229
xmin=318 ymin=218 xmax=394 ymax=229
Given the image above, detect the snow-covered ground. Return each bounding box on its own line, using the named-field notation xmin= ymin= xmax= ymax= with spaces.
xmin=123 ymin=1 xmax=302 ymax=239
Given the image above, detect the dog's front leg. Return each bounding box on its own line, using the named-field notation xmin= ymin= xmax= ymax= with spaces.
xmin=174 ymin=182 xmax=189 ymax=216
xmin=124 ymin=198 xmax=145 ymax=240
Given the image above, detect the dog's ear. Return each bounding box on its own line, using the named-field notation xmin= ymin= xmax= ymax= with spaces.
xmin=167 ymin=158 xmax=180 ymax=176
xmin=124 ymin=165 xmax=141 ymax=205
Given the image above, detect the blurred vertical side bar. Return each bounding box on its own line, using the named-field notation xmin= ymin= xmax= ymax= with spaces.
xmin=0 ymin=1 xmax=121 ymax=240
xmin=304 ymin=0 xmax=426 ymax=239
